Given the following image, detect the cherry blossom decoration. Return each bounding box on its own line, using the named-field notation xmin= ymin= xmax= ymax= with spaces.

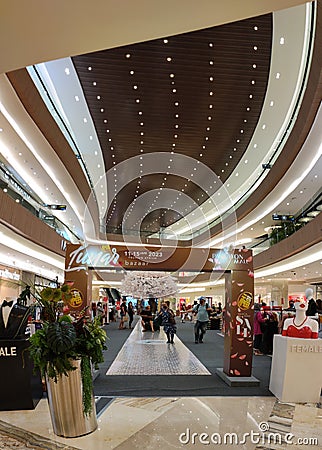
xmin=120 ymin=271 xmax=178 ymax=298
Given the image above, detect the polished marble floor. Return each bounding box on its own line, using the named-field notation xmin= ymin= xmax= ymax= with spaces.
xmin=0 ymin=324 xmax=321 ymax=449
xmin=106 ymin=321 xmax=211 ymax=375
xmin=1 ymin=396 xmax=321 ymax=449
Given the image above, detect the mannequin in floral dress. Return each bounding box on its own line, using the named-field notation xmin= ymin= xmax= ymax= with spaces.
xmin=282 ymin=297 xmax=318 ymax=339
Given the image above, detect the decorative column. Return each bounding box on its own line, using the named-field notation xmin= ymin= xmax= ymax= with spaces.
xmin=223 ymin=270 xmax=254 ymax=377
xmin=215 ymin=248 xmax=258 ymax=385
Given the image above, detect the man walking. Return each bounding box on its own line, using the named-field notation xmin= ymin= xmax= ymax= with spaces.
xmin=191 ymin=298 xmax=211 ymax=343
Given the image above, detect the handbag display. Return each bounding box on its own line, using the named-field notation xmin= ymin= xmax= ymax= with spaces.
xmin=123 ymin=314 xmax=128 ymax=322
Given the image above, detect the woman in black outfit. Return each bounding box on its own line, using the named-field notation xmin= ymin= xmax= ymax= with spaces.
xmin=128 ymin=301 xmax=134 ymax=329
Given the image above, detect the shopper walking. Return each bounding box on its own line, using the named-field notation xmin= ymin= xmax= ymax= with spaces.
xmin=119 ymin=298 xmax=128 ymax=330
xmin=157 ymin=301 xmax=176 ymax=344
xmin=191 ymin=298 xmax=211 ymax=343
xmin=127 ymin=301 xmax=134 ymax=329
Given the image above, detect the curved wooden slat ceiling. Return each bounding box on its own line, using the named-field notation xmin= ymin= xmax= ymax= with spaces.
xmin=72 ymin=14 xmax=272 ymax=234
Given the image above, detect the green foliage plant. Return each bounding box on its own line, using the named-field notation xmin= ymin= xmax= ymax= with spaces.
xmin=28 ymin=284 xmax=107 ymax=416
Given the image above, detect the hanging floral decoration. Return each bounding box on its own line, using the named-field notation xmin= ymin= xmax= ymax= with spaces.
xmin=120 ymin=271 xmax=178 ymax=298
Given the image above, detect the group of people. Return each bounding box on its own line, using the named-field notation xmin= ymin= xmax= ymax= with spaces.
xmin=118 ymin=299 xmax=135 ymax=330
xmin=140 ymin=297 xmax=213 ymax=345
xmin=253 ymin=304 xmax=279 ymax=355
xmin=140 ymin=301 xmax=177 ymax=343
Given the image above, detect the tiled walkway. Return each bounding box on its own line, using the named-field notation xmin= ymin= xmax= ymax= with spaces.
xmin=106 ymin=321 xmax=211 ymax=375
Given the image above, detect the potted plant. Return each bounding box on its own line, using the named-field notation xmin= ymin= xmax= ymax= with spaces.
xmin=28 ymin=283 xmax=107 ymax=437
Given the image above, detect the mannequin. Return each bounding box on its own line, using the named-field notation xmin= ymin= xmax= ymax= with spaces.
xmin=0 ymin=297 xmax=31 ymax=340
xmin=282 ymin=297 xmax=318 ymax=339
xmin=305 ymin=287 xmax=317 ymax=317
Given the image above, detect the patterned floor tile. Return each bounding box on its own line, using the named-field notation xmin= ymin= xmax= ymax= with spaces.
xmin=106 ymin=322 xmax=211 ymax=375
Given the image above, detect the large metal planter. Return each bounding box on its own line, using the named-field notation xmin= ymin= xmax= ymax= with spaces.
xmin=46 ymin=359 xmax=97 ymax=438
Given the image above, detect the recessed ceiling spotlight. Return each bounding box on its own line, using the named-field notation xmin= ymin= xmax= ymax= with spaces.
xmin=170 ymin=73 xmax=175 ymax=78
xmin=253 ymin=64 xmax=257 ymax=69
xmin=208 ymin=116 xmax=212 ymax=120
xmin=75 ymin=95 xmax=79 ymax=102
xmin=136 ymin=99 xmax=140 ymax=103
xmin=104 ymin=119 xmax=107 ymax=123
xmin=209 ymin=91 xmax=213 ymax=96
xmin=209 ymin=77 xmax=214 ymax=82
xmin=249 ymin=94 xmax=253 ymax=98
xmin=262 ymin=124 xmax=266 ymax=129
xmin=209 ymin=61 xmax=214 ymax=65
xmin=97 ymin=95 xmax=101 ymax=100
xmin=93 ymin=82 xmax=97 ymax=86
xmin=164 ymin=39 xmax=168 ymax=44
xmin=83 ymin=118 xmax=88 ymax=123
xmin=88 ymin=66 xmax=92 ymax=71
xmin=276 ymin=73 xmax=281 ymax=79
xmin=125 ymin=53 xmax=131 ymax=58
xmin=254 ymin=26 xmax=258 ymax=31
xmin=280 ymin=37 xmax=285 ymax=45
xmin=133 ymin=85 xmax=138 ymax=90
xmin=100 ymin=108 xmax=104 ymax=112
xmin=245 ymin=159 xmax=248 ymax=164
xmin=270 ymin=101 xmax=274 ymax=107
xmin=172 ymin=88 xmax=176 ymax=93
xmin=246 ymin=107 xmax=250 ymax=111
xmin=167 ymin=57 xmax=172 ymax=62
xmin=253 ymin=46 xmax=258 ymax=50
xmin=64 ymin=68 xmax=70 ymax=75
xmin=251 ymin=80 xmax=255 ymax=85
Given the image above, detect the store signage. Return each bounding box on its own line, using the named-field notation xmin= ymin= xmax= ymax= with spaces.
xmin=65 ymin=244 xmax=120 ymax=272
xmin=290 ymin=344 xmax=322 ymax=353
xmin=0 ymin=346 xmax=17 ymax=357
xmin=0 ymin=269 xmax=20 ymax=281
xmin=45 ymin=204 xmax=67 ymax=211
xmin=65 ymin=244 xmax=253 ymax=273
